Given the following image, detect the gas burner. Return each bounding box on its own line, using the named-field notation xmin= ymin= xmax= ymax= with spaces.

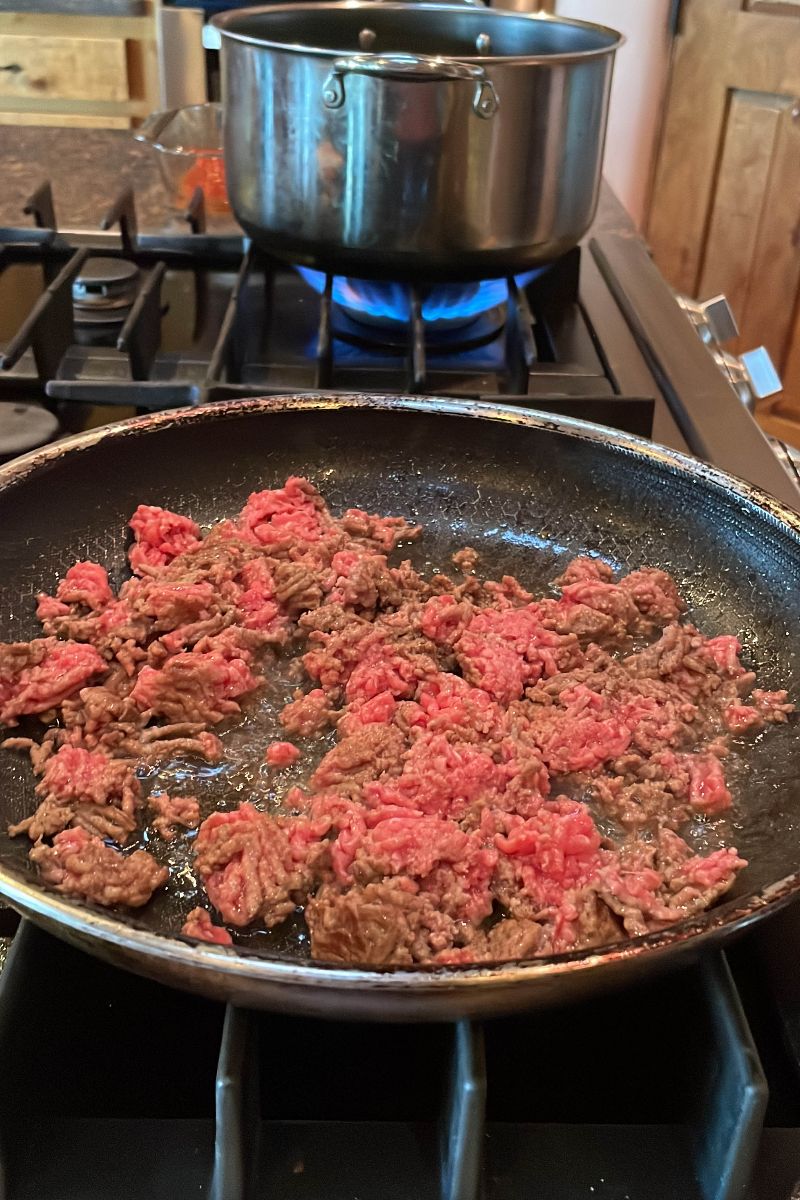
xmin=0 ymin=402 xmax=59 ymax=461
xmin=297 ymin=267 xmax=545 ymax=334
xmin=72 ymin=257 xmax=140 ymax=332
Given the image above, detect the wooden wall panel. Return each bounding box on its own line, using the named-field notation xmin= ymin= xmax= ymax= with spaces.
xmin=0 ymin=111 xmax=128 ymax=128
xmin=646 ymin=0 xmax=800 ymax=432
xmin=645 ymin=0 xmax=741 ymax=295
xmin=779 ymin=302 xmax=800 ymax=410
xmin=737 ymin=101 xmax=800 ymax=367
xmin=696 ymin=92 xmax=781 ymax=331
xmin=0 ymin=35 xmax=128 ymax=102
xmin=0 ymin=3 xmax=161 ymax=127
xmin=746 ymin=1 xmax=800 ymax=14
xmin=727 ymin=10 xmax=800 ymax=91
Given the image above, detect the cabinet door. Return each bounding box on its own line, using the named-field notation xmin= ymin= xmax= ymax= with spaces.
xmin=645 ymin=0 xmax=800 ymax=416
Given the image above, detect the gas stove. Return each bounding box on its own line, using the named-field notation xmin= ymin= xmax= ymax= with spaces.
xmin=0 ymin=181 xmax=800 ymax=1200
xmin=0 ymin=180 xmax=796 ymax=507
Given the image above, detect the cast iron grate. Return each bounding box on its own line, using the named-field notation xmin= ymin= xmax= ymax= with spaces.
xmin=2 ymin=920 xmax=796 ymax=1200
xmin=0 ymin=183 xmax=654 ymax=436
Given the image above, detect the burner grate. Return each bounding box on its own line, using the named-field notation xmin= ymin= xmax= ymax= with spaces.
xmin=0 ymin=922 xmax=779 ymax=1200
xmin=0 ymin=182 xmax=655 ymax=438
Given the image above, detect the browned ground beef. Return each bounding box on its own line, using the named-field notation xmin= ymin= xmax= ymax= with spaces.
xmin=148 ymin=793 xmax=201 ymax=840
xmin=1 ymin=485 xmax=792 ymax=953
xmin=30 ymin=826 xmax=167 ymax=907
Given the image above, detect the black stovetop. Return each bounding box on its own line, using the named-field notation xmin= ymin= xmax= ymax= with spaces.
xmin=0 ymin=180 xmax=797 ymax=508
xmin=1 ymin=911 xmax=800 ymax=1200
xmin=0 ymin=182 xmax=800 ymax=1200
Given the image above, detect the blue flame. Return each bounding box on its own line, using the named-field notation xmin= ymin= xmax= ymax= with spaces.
xmin=297 ymin=267 xmax=545 ymax=324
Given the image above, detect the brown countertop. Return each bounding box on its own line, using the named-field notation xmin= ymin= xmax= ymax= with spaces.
xmin=0 ymin=125 xmax=234 ymax=234
xmin=0 ymin=124 xmax=636 ymax=240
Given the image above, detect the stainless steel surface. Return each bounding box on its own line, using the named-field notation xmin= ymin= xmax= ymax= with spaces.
xmin=740 ymin=347 xmax=782 ymax=400
xmin=675 ymin=291 xmax=782 ymax=414
xmin=202 ymin=0 xmax=489 ymax=49
xmin=714 ymin=347 xmax=782 ymax=412
xmin=676 ymin=293 xmax=739 ymax=346
xmin=320 ymin=52 xmax=499 ymax=118
xmin=1 ymin=394 xmax=800 ymax=1020
xmin=213 ymin=3 xmax=622 ymax=280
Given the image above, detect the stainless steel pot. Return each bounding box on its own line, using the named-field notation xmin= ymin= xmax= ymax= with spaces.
xmin=211 ymin=3 xmax=623 ymax=280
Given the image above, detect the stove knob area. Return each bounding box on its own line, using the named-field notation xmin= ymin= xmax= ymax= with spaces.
xmin=674 ymin=292 xmax=739 ymax=345
xmin=712 ymin=346 xmax=782 ymax=411
xmin=740 ymin=346 xmax=782 ymax=399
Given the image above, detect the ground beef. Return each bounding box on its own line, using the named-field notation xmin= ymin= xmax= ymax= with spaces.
xmin=329 ymin=552 xmax=405 ymax=612
xmin=130 ymin=651 xmax=260 ymax=724
xmin=237 ymin=476 xmax=335 ymax=551
xmin=456 ymin=606 xmax=580 ymax=704
xmin=725 ymin=689 xmax=793 ymax=732
xmin=53 ymin=561 xmax=114 ymax=611
xmin=596 ymin=829 xmax=746 ymax=937
xmin=265 ymin=741 xmax=300 ymax=768
xmin=554 ymin=556 xmax=615 ymax=587
xmin=181 ymin=907 xmax=233 ymax=945
xmin=0 ymin=638 xmax=107 ymax=725
xmin=304 ymin=878 xmax=470 ymax=965
xmin=148 ymin=793 xmax=201 ymax=840
xmin=3 ymin=480 xmax=789 ymax=962
xmin=280 ymin=687 xmax=337 ymax=736
xmin=129 ymin=505 xmax=201 ymax=574
xmin=8 ymin=744 xmax=140 ymax=843
xmin=338 ymin=508 xmax=421 ymax=551
xmin=311 ymin=725 xmax=406 ymax=792
xmin=30 ymin=827 xmax=167 ymax=907
xmin=193 ymin=802 xmax=326 ymax=927
xmin=235 ymin=558 xmax=285 ymax=637
xmin=452 ymin=547 xmax=479 ymax=573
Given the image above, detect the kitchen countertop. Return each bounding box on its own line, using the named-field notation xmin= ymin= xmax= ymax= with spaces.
xmin=0 ymin=124 xmax=639 ymax=238
xmin=0 ymin=127 xmax=171 ymax=231
xmin=0 ymin=126 xmax=231 ymax=235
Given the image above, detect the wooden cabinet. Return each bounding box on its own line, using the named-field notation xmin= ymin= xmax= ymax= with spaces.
xmin=645 ymin=0 xmax=800 ymax=442
xmin=0 ymin=5 xmax=162 ymax=129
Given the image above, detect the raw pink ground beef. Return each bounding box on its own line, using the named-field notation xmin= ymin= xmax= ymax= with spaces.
xmin=265 ymin=741 xmax=300 ymax=767
xmin=128 ymin=505 xmax=201 ymax=574
xmin=0 ymin=639 xmax=106 ymax=725
xmin=1 ymin=484 xmax=792 ymax=961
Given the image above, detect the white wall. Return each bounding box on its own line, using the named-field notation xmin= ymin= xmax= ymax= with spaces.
xmin=555 ymin=0 xmax=673 ymax=228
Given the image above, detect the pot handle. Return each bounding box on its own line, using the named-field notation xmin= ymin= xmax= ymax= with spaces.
xmin=322 ymin=53 xmax=499 ymax=118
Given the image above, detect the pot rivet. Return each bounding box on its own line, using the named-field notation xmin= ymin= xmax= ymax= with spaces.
xmin=358 ymin=27 xmax=377 ymax=50
xmin=322 ymin=71 xmax=345 ymax=108
xmin=475 ymin=32 xmax=491 ymax=53
xmin=473 ymin=79 xmax=498 ymax=119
